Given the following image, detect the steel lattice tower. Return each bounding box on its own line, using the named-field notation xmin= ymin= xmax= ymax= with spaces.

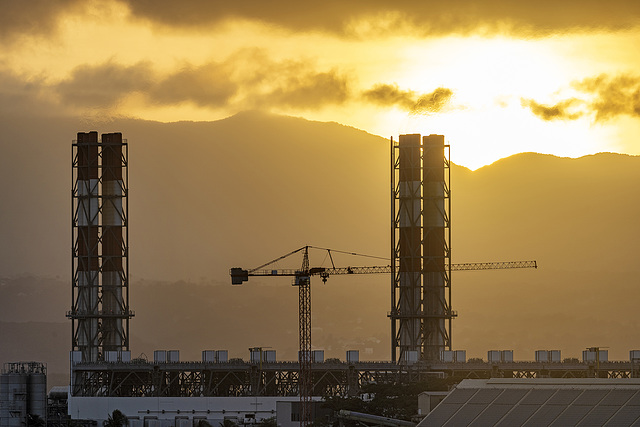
xmin=69 ymin=132 xmax=133 ymax=362
xmin=391 ymin=134 xmax=453 ymax=363
xmin=297 ymin=247 xmax=312 ymax=427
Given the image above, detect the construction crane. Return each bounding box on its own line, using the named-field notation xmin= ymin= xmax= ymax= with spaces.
xmin=230 ymin=245 xmax=537 ymax=426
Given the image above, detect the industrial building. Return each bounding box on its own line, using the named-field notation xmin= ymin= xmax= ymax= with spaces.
xmin=37 ymin=132 xmax=639 ymax=425
xmin=418 ymin=378 xmax=640 ymax=426
xmin=0 ymin=362 xmax=47 ymax=427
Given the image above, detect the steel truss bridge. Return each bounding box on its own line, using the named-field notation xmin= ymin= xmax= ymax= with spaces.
xmin=71 ymin=360 xmax=640 ymax=397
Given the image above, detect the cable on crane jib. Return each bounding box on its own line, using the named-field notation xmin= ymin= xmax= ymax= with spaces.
xmin=248 ymin=245 xmax=389 ymax=272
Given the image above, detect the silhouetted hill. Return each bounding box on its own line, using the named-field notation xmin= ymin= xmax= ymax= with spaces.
xmin=1 ymin=111 xmax=639 ymax=379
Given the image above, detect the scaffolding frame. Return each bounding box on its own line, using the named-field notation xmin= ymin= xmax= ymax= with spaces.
xmin=69 ymin=135 xmax=133 ymax=363
xmin=390 ymin=135 xmax=453 ymax=364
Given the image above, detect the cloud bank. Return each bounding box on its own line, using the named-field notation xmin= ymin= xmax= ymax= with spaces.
xmin=119 ymin=0 xmax=640 ymax=36
xmin=0 ymin=0 xmax=86 ymax=41
xmin=2 ymin=0 xmax=639 ymax=41
xmin=1 ymin=53 xmax=450 ymax=117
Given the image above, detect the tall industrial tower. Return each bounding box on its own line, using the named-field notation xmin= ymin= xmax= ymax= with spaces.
xmin=69 ymin=132 xmax=133 ymax=362
xmin=390 ymin=134 xmax=453 ymax=363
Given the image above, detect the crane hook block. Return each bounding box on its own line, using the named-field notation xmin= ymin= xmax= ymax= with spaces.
xmin=230 ymin=268 xmax=249 ymax=285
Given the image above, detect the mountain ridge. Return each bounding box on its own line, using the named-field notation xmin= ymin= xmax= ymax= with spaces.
xmin=0 ymin=110 xmax=638 ymax=378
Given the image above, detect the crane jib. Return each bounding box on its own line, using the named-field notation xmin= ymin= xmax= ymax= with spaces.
xmin=230 ymin=261 xmax=537 ymax=284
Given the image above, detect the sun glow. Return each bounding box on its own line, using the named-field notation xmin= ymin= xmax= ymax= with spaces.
xmin=351 ymin=36 xmax=621 ymax=169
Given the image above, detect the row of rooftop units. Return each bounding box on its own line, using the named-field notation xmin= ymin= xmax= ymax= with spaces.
xmin=153 ymin=350 xmax=359 ymax=364
xmin=74 ymin=349 xmax=356 ymax=364
xmin=85 ymin=349 xmax=640 ymax=365
xmin=435 ymin=349 xmax=640 ymax=364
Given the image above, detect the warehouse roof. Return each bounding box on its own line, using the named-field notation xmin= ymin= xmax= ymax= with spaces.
xmin=418 ymin=378 xmax=640 ymax=426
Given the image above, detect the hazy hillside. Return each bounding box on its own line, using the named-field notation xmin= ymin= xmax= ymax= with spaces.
xmin=1 ymin=111 xmax=639 ymax=386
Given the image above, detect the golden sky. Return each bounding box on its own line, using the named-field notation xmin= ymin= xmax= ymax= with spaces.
xmin=2 ymin=0 xmax=640 ymax=169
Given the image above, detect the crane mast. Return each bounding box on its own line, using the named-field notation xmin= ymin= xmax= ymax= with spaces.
xmin=297 ymin=247 xmax=312 ymax=427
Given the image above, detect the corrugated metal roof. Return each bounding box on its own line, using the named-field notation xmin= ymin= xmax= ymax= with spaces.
xmin=418 ymin=379 xmax=640 ymax=427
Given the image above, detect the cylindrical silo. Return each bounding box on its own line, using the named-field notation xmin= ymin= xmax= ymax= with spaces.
xmin=422 ymin=134 xmax=448 ymax=361
xmin=0 ymin=372 xmax=8 ymax=426
xmin=75 ymin=131 xmax=100 ymax=362
xmin=396 ymin=134 xmax=422 ymax=361
xmin=101 ymin=132 xmax=125 ymax=352
xmin=4 ymin=372 xmax=27 ymax=427
xmin=27 ymin=365 xmax=47 ymax=423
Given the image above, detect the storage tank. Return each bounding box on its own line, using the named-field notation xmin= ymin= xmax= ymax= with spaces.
xmin=346 ymin=350 xmax=359 ymax=363
xmin=167 ymin=350 xmax=180 ymax=363
xmin=120 ymin=351 xmax=131 ymax=362
xmin=0 ymin=373 xmax=8 ymax=424
xmin=454 ymin=350 xmax=467 ymax=363
xmin=487 ymin=350 xmax=500 ymax=363
xmin=202 ymin=351 xmax=216 ymax=363
xmin=501 ymin=350 xmax=513 ymax=362
xmin=1 ymin=362 xmax=46 ymax=427
xmin=582 ymin=350 xmax=594 ymax=362
xmin=582 ymin=350 xmax=608 ymax=362
xmin=216 ymin=351 xmax=228 ymax=363
xmin=70 ymin=351 xmax=82 ymax=366
xmin=440 ymin=351 xmax=454 ymax=363
xmin=153 ymin=350 xmax=167 ymax=363
xmin=1 ymin=372 xmax=27 ymax=427
xmin=550 ymin=350 xmax=561 ymax=363
xmin=403 ymin=350 xmax=419 ymax=365
xmin=264 ymin=350 xmax=276 ymax=363
xmin=28 ymin=371 xmax=47 ymax=422
xmin=105 ymin=351 xmax=119 ymax=362
xmin=630 ymin=350 xmax=640 ymax=361
xmin=312 ymin=350 xmax=324 ymax=363
xmin=535 ymin=350 xmax=549 ymax=362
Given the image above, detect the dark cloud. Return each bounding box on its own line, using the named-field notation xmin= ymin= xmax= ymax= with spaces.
xmin=55 ymin=61 xmax=154 ymax=108
xmin=260 ymin=70 xmax=350 ymax=109
xmin=362 ymin=84 xmax=453 ymax=114
xmin=362 ymin=84 xmax=417 ymax=110
xmin=1 ymin=0 xmax=639 ymax=41
xmin=0 ymin=68 xmax=62 ymax=117
xmin=0 ymin=0 xmax=86 ymax=41
xmin=119 ymin=0 xmax=640 ymax=36
xmin=520 ymin=98 xmax=584 ymax=121
xmin=150 ymin=63 xmax=238 ymax=108
xmin=574 ymin=74 xmax=640 ymax=122
xmin=50 ymin=54 xmax=351 ymax=111
xmin=522 ymin=74 xmax=640 ymax=123
xmin=411 ymin=88 xmax=454 ymax=115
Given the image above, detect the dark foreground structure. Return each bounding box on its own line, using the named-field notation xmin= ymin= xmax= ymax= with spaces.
xmin=71 ymin=358 xmax=640 ymax=398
